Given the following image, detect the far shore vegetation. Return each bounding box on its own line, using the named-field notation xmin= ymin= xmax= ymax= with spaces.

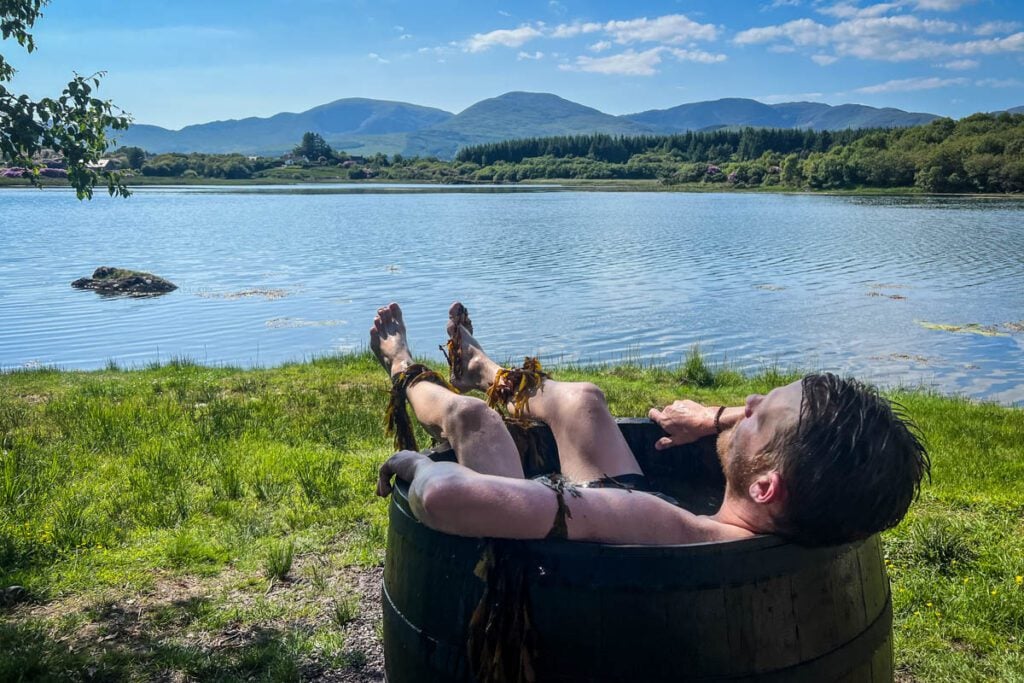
xmin=3 ymin=112 xmax=1024 ymax=195
xmin=1 ymin=352 xmax=1022 ymax=681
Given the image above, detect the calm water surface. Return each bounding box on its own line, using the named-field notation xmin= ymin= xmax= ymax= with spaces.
xmin=1 ymin=185 xmax=1022 ymax=403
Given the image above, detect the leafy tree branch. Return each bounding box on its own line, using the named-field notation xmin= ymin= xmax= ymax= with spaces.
xmin=1 ymin=0 xmax=131 ymax=198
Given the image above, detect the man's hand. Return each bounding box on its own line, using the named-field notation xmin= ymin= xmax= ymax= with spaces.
xmin=648 ymin=400 xmax=719 ymax=450
xmin=376 ymin=450 xmax=430 ymax=497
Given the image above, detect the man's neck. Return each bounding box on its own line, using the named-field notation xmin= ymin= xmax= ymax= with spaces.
xmin=709 ymin=491 xmax=772 ymax=536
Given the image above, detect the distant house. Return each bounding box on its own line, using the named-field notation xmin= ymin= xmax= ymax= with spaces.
xmin=86 ymin=158 xmax=120 ymax=171
xmin=247 ymin=155 xmax=259 ymax=162
xmin=348 ymin=155 xmax=367 ymax=164
xmin=32 ymin=149 xmax=66 ymax=169
xmin=280 ymin=153 xmax=309 ymax=166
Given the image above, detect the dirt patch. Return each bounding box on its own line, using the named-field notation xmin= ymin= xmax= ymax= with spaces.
xmin=9 ymin=560 xmax=385 ymax=682
xmin=328 ymin=567 xmax=384 ymax=683
xmin=894 ymin=668 xmax=919 ymax=683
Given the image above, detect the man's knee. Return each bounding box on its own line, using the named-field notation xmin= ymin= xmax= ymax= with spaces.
xmin=568 ymin=382 xmax=607 ymax=410
xmin=445 ymin=397 xmax=502 ymax=433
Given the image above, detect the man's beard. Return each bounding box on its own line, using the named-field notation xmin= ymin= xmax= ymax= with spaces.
xmin=716 ymin=426 xmax=735 ymax=471
xmin=717 ymin=426 xmax=769 ymax=492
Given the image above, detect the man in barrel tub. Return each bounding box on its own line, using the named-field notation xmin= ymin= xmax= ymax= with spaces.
xmin=370 ymin=302 xmax=929 ymax=546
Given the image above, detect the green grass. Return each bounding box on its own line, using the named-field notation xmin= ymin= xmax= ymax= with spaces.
xmin=1 ymin=351 xmax=1022 ymax=681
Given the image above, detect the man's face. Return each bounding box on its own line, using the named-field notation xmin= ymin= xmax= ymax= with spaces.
xmin=717 ymin=380 xmax=803 ymax=488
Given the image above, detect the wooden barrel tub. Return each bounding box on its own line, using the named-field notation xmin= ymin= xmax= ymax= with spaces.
xmin=383 ymin=419 xmax=893 ymax=682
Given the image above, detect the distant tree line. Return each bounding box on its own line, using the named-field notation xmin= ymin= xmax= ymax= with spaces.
xmin=137 ymin=153 xmax=281 ymax=179
xmin=455 ymin=128 xmax=873 ymax=166
xmin=49 ymin=115 xmax=1022 ymax=193
xmin=454 ymin=113 xmax=1024 ymax=193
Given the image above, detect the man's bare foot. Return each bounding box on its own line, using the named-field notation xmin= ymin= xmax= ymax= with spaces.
xmin=369 ymin=303 xmax=414 ymax=377
xmin=447 ymin=302 xmax=501 ymax=393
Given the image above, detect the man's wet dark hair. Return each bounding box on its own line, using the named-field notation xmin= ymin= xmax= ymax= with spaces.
xmin=772 ymin=373 xmax=930 ymax=547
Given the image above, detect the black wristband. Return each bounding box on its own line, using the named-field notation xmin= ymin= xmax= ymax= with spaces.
xmin=714 ymin=406 xmax=727 ymax=434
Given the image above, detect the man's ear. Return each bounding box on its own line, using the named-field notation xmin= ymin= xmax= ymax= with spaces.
xmin=748 ymin=470 xmax=786 ymax=505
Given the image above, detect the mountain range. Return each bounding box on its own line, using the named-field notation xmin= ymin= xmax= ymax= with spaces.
xmin=113 ymin=92 xmax=1015 ymax=160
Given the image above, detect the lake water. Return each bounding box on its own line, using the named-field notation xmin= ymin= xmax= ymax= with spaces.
xmin=1 ymin=185 xmax=1022 ymax=404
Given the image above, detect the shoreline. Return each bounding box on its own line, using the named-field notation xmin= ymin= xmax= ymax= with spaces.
xmin=1 ymin=175 xmax=1022 ymax=199
xmin=2 ymin=352 xmax=1020 ymax=408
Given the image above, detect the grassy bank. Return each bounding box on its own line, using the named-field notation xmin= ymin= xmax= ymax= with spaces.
xmin=1 ymin=353 xmax=1022 ymax=681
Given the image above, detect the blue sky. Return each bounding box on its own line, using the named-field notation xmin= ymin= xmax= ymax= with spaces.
xmin=4 ymin=0 xmax=1024 ymax=129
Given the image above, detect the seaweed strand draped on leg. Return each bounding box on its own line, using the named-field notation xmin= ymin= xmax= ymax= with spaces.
xmin=385 ymin=363 xmax=459 ymax=451
xmin=486 ymin=357 xmax=550 ymax=427
xmin=467 ymin=476 xmax=580 ymax=682
xmin=469 ymin=540 xmax=538 ymax=683
xmin=440 ymin=303 xmax=474 ymax=384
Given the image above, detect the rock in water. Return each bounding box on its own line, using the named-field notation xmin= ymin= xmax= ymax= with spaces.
xmin=71 ymin=266 xmax=177 ymax=295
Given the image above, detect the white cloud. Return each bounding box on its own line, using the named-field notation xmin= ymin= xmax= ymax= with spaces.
xmin=550 ymin=21 xmax=603 ymax=38
xmin=975 ymin=77 xmax=1024 ymax=88
xmin=734 ymin=18 xmax=831 ymax=46
xmin=393 ymin=25 xmax=405 ymax=32
xmin=914 ymin=0 xmax=975 ymax=10
xmin=812 ymin=53 xmax=840 ymax=64
xmin=974 ymin=21 xmax=1022 ymax=36
xmin=854 ymin=76 xmax=968 ymax=93
xmin=817 ymin=0 xmax=974 ymax=14
xmin=563 ymin=47 xmax=667 ymax=75
xmin=735 ymin=15 xmax=1024 ymax=63
xmin=669 ymin=48 xmax=728 ymax=63
xmin=941 ymin=58 xmax=978 ymax=69
xmin=399 ymin=34 xmax=413 ymax=40
xmin=766 ymin=0 xmax=802 ymax=8
xmin=418 ymin=46 xmax=452 ymax=56
xmin=517 ymin=50 xmax=545 ymax=60
xmin=548 ymin=1 xmax=568 ymax=16
xmin=367 ymin=52 xmax=390 ymax=64
xmin=603 ymin=14 xmax=719 ymax=44
xmin=457 ymin=12 xmax=722 ymax=68
xmin=463 ymin=25 xmax=544 ymax=52
xmin=769 ymin=44 xmax=798 ymax=52
xmin=561 ymin=45 xmax=726 ymax=75
xmin=818 ymin=2 xmax=903 ymax=19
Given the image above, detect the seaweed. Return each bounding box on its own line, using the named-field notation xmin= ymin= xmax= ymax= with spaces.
xmin=916 ymin=321 xmax=1007 ymax=337
xmin=384 ymin=364 xmax=458 ymax=451
xmin=486 ymin=358 xmax=550 ymax=427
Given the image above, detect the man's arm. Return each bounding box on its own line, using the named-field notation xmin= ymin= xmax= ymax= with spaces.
xmin=377 ymin=450 xmax=557 ymax=539
xmin=377 ymin=451 xmax=727 ymax=544
xmin=648 ymin=400 xmax=744 ymax=450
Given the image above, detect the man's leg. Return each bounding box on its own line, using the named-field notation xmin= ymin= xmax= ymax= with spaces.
xmin=447 ymin=303 xmax=642 ymax=482
xmin=370 ymin=303 xmax=524 ymax=479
